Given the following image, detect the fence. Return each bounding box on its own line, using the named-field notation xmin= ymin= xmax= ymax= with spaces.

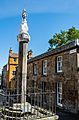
xmin=0 ymin=89 xmax=58 ymax=120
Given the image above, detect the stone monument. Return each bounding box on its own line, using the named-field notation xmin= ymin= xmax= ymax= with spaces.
xmin=1 ymin=9 xmax=59 ymax=120
xmin=17 ymin=9 xmax=30 ymax=104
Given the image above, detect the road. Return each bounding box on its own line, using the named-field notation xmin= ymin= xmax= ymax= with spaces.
xmin=57 ymin=109 xmax=79 ymax=120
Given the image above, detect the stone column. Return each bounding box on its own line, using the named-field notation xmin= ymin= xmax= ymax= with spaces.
xmin=17 ymin=9 xmax=30 ymax=103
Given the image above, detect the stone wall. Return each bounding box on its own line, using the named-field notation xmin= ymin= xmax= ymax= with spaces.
xmin=27 ymin=47 xmax=79 ymax=113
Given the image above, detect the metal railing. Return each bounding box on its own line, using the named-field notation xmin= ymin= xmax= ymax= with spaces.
xmin=0 ymin=89 xmax=58 ymax=120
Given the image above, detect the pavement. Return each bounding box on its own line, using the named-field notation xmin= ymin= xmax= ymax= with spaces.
xmin=57 ymin=109 xmax=79 ymax=120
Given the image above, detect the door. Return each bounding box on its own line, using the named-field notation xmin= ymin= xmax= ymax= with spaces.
xmin=57 ymin=82 xmax=62 ymax=107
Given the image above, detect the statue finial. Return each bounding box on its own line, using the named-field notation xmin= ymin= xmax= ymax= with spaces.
xmin=22 ymin=9 xmax=27 ymax=20
xmin=20 ymin=9 xmax=29 ymax=34
xmin=18 ymin=9 xmax=30 ymax=42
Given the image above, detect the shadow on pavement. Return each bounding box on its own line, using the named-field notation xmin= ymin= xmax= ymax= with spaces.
xmin=56 ymin=108 xmax=79 ymax=120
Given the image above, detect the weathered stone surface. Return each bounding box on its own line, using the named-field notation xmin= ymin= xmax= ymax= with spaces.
xmin=27 ymin=42 xmax=79 ymax=113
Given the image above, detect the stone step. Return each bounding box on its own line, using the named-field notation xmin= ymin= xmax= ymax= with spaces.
xmin=1 ymin=108 xmax=36 ymax=120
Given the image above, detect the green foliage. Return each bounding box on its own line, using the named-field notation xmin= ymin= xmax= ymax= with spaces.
xmin=67 ymin=27 xmax=79 ymax=40
xmin=48 ymin=27 xmax=79 ymax=51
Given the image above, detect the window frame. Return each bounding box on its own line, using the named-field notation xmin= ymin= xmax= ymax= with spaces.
xmin=57 ymin=82 xmax=62 ymax=107
xmin=14 ymin=58 xmax=17 ymax=62
xmin=12 ymin=71 xmax=16 ymax=76
xmin=42 ymin=60 xmax=47 ymax=76
xmin=57 ymin=56 xmax=62 ymax=73
xmin=33 ymin=63 xmax=37 ymax=75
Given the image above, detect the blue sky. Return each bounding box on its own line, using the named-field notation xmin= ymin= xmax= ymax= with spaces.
xmin=0 ymin=0 xmax=79 ymax=73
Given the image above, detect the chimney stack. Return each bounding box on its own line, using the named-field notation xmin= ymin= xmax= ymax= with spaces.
xmin=28 ymin=50 xmax=33 ymax=59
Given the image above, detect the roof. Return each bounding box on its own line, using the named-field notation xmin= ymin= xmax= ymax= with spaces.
xmin=9 ymin=53 xmax=18 ymax=58
xmin=28 ymin=40 xmax=79 ymax=63
xmin=3 ymin=64 xmax=7 ymax=68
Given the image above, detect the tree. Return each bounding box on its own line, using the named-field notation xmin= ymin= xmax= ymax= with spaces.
xmin=48 ymin=27 xmax=79 ymax=51
xmin=67 ymin=27 xmax=79 ymax=40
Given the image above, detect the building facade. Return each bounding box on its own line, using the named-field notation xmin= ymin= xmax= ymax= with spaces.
xmin=1 ymin=48 xmax=18 ymax=91
xmin=2 ymin=40 xmax=79 ymax=113
xmin=0 ymin=74 xmax=2 ymax=89
xmin=2 ymin=48 xmax=33 ymax=91
xmin=1 ymin=64 xmax=8 ymax=89
xmin=7 ymin=48 xmax=18 ymax=90
xmin=27 ymin=40 xmax=79 ymax=113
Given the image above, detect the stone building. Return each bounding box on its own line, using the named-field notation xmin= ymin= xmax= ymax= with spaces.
xmin=27 ymin=40 xmax=79 ymax=113
xmin=1 ymin=48 xmax=18 ymax=91
xmin=1 ymin=48 xmax=33 ymax=91
xmin=1 ymin=64 xmax=8 ymax=89
xmin=0 ymin=74 xmax=2 ymax=89
xmin=8 ymin=48 xmax=18 ymax=90
xmin=2 ymin=40 xmax=79 ymax=113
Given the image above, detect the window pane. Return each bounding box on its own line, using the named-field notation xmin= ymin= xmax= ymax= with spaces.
xmin=43 ymin=60 xmax=47 ymax=75
xmin=14 ymin=58 xmax=16 ymax=62
xmin=57 ymin=82 xmax=62 ymax=106
xmin=57 ymin=56 xmax=62 ymax=72
xmin=33 ymin=64 xmax=37 ymax=75
xmin=12 ymin=71 xmax=16 ymax=75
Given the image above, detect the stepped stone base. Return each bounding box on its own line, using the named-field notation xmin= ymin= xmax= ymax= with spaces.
xmin=1 ymin=102 xmax=59 ymax=120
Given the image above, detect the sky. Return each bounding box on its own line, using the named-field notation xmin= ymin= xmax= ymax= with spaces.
xmin=0 ymin=0 xmax=79 ymax=73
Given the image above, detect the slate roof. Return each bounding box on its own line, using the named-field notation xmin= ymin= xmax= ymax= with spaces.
xmin=28 ymin=40 xmax=79 ymax=63
xmin=9 ymin=53 xmax=18 ymax=58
